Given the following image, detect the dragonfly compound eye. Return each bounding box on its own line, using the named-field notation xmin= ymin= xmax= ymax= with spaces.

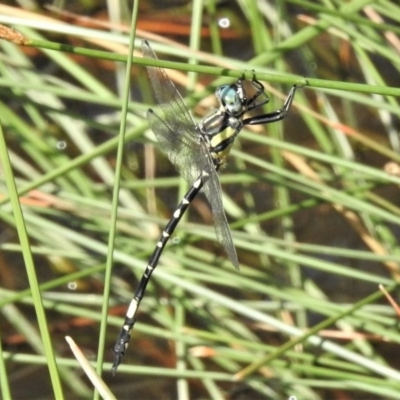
xmin=216 ymin=85 xmax=243 ymax=115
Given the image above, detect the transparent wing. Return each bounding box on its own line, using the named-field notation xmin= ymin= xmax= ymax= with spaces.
xmin=142 ymin=40 xmax=206 ymax=185
xmin=142 ymin=40 xmax=197 ymax=130
xmin=147 ymin=109 xmax=238 ymax=268
xmin=143 ymin=40 xmax=238 ymax=269
xmin=146 ymin=109 xmax=203 ymax=185
xmin=201 ymin=163 xmax=239 ymax=270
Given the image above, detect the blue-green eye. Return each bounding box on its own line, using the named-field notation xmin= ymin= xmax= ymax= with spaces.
xmin=216 ymin=85 xmax=243 ymax=115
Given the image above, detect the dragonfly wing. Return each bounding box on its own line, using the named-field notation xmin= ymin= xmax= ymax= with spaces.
xmin=147 ymin=110 xmax=238 ymax=270
xmin=142 ymin=41 xmax=198 ymax=138
xmin=147 ymin=109 xmax=202 ymax=185
xmin=200 ymin=152 xmax=239 ymax=270
xmin=142 ymin=40 xmax=203 ymax=184
xmin=143 ymin=40 xmax=239 ymax=270
xmin=142 ymin=40 xmax=196 ymax=123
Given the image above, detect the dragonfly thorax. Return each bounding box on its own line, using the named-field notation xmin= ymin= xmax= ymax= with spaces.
xmin=200 ymin=109 xmax=243 ymax=166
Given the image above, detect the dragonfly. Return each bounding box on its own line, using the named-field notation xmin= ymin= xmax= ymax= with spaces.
xmin=112 ymin=39 xmax=302 ymax=374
